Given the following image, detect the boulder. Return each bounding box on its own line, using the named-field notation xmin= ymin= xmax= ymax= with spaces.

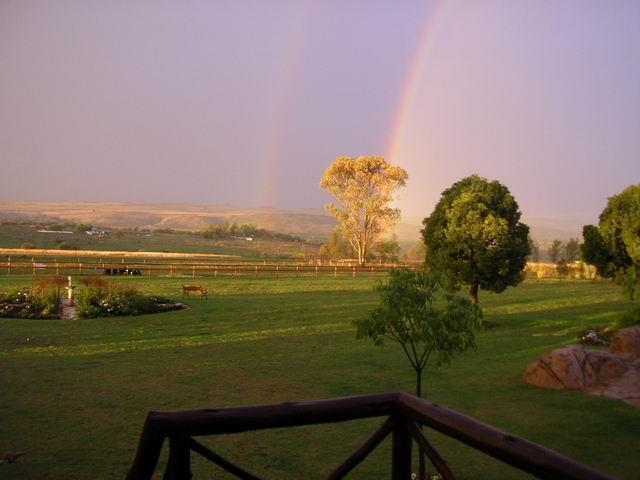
xmin=524 ymin=344 xmax=640 ymax=406
xmin=524 ymin=346 xmax=587 ymax=390
xmin=609 ymin=326 xmax=640 ymax=358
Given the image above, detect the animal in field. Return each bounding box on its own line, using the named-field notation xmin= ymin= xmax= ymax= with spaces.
xmin=182 ymin=284 xmax=208 ymax=298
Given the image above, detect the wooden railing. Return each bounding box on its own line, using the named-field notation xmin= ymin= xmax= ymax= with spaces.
xmin=125 ymin=391 xmax=616 ymax=480
xmin=0 ymin=259 xmax=407 ymax=278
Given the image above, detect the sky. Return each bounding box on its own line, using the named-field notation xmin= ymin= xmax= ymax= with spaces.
xmin=1 ymin=1 xmax=639 ymax=224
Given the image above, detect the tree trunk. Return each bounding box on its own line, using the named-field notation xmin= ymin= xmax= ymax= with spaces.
xmin=470 ymin=281 xmax=479 ymax=304
xmin=416 ymin=368 xmax=426 ymax=480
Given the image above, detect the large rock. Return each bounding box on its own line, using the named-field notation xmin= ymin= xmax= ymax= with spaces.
xmin=524 ymin=344 xmax=640 ymax=406
xmin=610 ymin=326 xmax=640 ymax=358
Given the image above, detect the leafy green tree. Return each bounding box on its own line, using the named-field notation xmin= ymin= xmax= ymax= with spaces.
xmin=582 ymin=184 xmax=640 ymax=298
xmin=353 ymin=269 xmax=482 ymax=398
xmin=403 ymin=240 xmax=427 ymax=263
xmin=528 ymin=237 xmax=540 ymax=263
xmin=319 ymin=228 xmax=352 ymax=260
xmin=373 ymin=236 xmax=401 ymax=263
xmin=320 ymin=156 xmax=408 ymax=265
xmin=75 ymin=223 xmax=93 ymax=233
xmin=421 ymin=175 xmax=530 ymax=304
xmin=581 ymin=225 xmax=615 ymax=276
xmin=548 ymin=240 xmax=564 ymax=264
xmin=563 ymin=238 xmax=581 ymax=263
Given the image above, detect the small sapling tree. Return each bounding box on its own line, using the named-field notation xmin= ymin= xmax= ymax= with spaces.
xmin=353 ymin=269 xmax=482 ymax=398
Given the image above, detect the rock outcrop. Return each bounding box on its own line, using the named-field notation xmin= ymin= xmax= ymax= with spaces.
xmin=524 ymin=327 xmax=640 ymax=406
xmin=609 ymin=326 xmax=640 ymax=358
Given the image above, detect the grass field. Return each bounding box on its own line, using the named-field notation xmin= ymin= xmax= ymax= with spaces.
xmin=0 ymin=224 xmax=318 ymax=259
xmin=0 ymin=276 xmax=638 ymax=479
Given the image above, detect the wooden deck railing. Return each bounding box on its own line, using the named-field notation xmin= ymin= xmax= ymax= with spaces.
xmin=125 ymin=391 xmax=617 ymax=480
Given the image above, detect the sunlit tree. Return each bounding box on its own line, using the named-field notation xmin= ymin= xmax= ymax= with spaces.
xmin=320 ymin=156 xmax=407 ymax=265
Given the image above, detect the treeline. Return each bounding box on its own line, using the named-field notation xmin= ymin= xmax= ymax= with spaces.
xmin=1 ymin=219 xmax=96 ymax=233
xmin=201 ymin=223 xmax=305 ymax=242
xmin=318 ymin=229 xmax=403 ymax=263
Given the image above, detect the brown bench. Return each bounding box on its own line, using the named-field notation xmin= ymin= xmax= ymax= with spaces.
xmin=182 ymin=285 xmax=208 ymax=298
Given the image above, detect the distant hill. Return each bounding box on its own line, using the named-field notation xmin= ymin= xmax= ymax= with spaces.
xmin=0 ymin=202 xmax=591 ymax=246
xmin=0 ymin=202 xmax=336 ymax=241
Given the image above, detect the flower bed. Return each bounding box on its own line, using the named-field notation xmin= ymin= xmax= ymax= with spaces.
xmin=0 ymin=276 xmax=182 ymax=319
xmin=76 ymin=278 xmax=182 ymax=318
xmin=0 ymin=278 xmax=64 ymax=319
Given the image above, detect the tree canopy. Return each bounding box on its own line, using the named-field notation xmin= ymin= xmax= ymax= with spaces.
xmin=421 ymin=175 xmax=530 ymax=304
xmin=582 ymin=184 xmax=640 ymax=298
xmin=353 ymin=269 xmax=482 ymax=398
xmin=320 ymin=156 xmax=408 ymax=265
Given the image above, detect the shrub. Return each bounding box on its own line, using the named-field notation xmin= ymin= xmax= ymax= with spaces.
xmin=76 ymin=283 xmax=180 ymax=318
xmin=0 ymin=281 xmax=61 ymax=319
xmin=615 ymin=304 xmax=640 ymax=329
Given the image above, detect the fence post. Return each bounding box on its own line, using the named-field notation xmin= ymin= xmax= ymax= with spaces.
xmin=164 ymin=435 xmax=191 ymax=480
xmin=315 ymin=266 xmax=318 ymax=278
xmin=56 ymin=263 xmax=59 ymax=275
xmin=192 ymin=266 xmax=195 ymax=278
xmin=352 ymin=266 xmax=356 ymax=278
xmin=6 ymin=257 xmax=10 ymax=275
xmin=32 ymin=261 xmax=36 ymax=275
xmin=79 ymin=263 xmax=82 ymax=274
xmin=214 ymin=266 xmax=217 ymax=278
xmin=334 ymin=265 xmax=337 ymax=277
xmin=391 ymin=417 xmax=412 ymax=480
xmin=170 ymin=265 xmax=174 ymax=277
xmin=255 ymin=265 xmax=258 ymax=277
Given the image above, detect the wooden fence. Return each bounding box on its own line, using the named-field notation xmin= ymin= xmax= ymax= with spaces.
xmin=125 ymin=391 xmax=616 ymax=480
xmin=0 ymin=258 xmax=411 ymax=278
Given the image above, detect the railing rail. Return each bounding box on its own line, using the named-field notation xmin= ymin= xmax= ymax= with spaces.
xmin=125 ymin=391 xmax=617 ymax=480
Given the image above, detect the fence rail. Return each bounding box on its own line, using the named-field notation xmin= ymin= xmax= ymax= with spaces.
xmin=126 ymin=391 xmax=616 ymax=480
xmin=0 ymin=259 xmax=413 ymax=278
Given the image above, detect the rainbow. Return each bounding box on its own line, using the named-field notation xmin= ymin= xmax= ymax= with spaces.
xmin=385 ymin=0 xmax=446 ymax=164
xmin=259 ymin=1 xmax=446 ymax=208
xmin=385 ymin=0 xmax=447 ymax=217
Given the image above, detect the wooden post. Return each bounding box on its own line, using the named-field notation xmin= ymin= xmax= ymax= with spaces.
xmin=79 ymin=263 xmax=82 ymax=273
xmin=192 ymin=266 xmax=195 ymax=278
xmin=255 ymin=265 xmax=258 ymax=277
xmin=334 ymin=265 xmax=337 ymax=277
xmin=56 ymin=263 xmax=59 ymax=275
xmin=170 ymin=265 xmax=173 ymax=277
xmin=392 ymin=417 xmax=412 ymax=480
xmin=214 ymin=266 xmax=217 ymax=278
xmin=32 ymin=262 xmax=36 ymax=275
xmin=148 ymin=267 xmax=151 ymax=276
xmin=7 ymin=257 xmax=10 ymax=275
xmin=163 ymin=435 xmax=191 ymax=480
xmin=315 ymin=266 xmax=318 ymax=278
xmin=296 ymin=265 xmax=299 ymax=277
xmin=352 ymin=266 xmax=356 ymax=278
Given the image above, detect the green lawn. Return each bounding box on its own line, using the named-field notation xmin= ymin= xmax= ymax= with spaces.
xmin=0 ymin=276 xmax=637 ymax=479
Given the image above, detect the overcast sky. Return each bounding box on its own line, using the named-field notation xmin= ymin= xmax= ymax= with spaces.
xmin=1 ymin=1 xmax=639 ymax=223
